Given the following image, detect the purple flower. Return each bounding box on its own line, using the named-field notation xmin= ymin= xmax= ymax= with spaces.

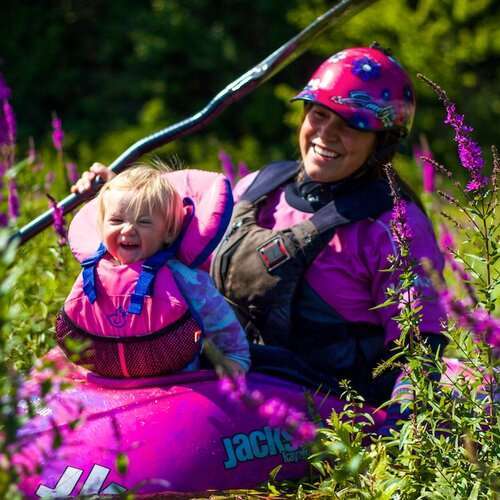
xmin=219 ymin=375 xmax=317 ymax=445
xmin=218 ymin=150 xmax=235 ymax=187
xmin=219 ymin=374 xmax=247 ymax=402
xmin=413 ymin=137 xmax=435 ymax=193
xmin=440 ymin=289 xmax=499 ymax=355
xmin=237 ymin=161 xmax=250 ymax=179
xmin=352 ymin=57 xmax=381 ymax=81
xmin=45 ymin=171 xmax=55 ymax=191
xmin=2 ymin=100 xmax=16 ymax=146
xmin=384 ymin=164 xmax=412 ymax=254
xmin=7 ymin=179 xmax=19 ymax=220
xmin=0 ymin=213 xmax=8 ymax=227
xmin=391 ymin=198 xmax=413 ymax=246
xmin=51 ymin=113 xmax=64 ymax=153
xmin=418 ymin=75 xmax=487 ymax=192
xmin=0 ymin=74 xmax=11 ymax=101
xmin=46 ymin=194 xmax=67 ymax=246
xmin=66 ymin=162 xmax=79 ymax=184
xmin=444 ymin=102 xmax=487 ymax=192
xmin=439 ymin=225 xmax=455 ymax=251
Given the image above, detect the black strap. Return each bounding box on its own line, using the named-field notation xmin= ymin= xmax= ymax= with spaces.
xmin=241 ymin=161 xmax=299 ymax=203
xmin=241 ymin=160 xmax=393 ymax=236
xmin=310 ymin=177 xmax=394 ymax=233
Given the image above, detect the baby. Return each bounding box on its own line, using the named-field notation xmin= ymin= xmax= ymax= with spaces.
xmin=57 ymin=163 xmax=250 ymax=378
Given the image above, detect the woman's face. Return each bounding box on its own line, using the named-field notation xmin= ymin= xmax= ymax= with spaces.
xmin=299 ymin=104 xmax=377 ymax=183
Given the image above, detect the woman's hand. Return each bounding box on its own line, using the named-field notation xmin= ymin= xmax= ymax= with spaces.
xmin=70 ymin=162 xmax=115 ymax=195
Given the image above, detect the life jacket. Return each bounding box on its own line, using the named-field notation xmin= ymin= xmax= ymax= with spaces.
xmin=59 ymin=170 xmax=233 ymax=378
xmin=210 ymin=161 xmax=395 ymax=348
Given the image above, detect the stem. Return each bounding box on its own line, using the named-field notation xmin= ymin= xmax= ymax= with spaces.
xmin=478 ymin=197 xmax=496 ymax=426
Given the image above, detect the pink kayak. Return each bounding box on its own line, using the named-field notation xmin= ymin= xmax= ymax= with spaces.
xmin=13 ymin=347 xmax=386 ymax=498
xmin=14 ymin=349 xmax=474 ymax=498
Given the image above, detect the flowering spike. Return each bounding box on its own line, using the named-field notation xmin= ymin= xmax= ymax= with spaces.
xmin=384 ymin=163 xmax=412 ymax=251
xmin=46 ymin=193 xmax=67 ymax=246
xmin=2 ymin=100 xmax=16 ymax=147
xmin=45 ymin=171 xmax=55 ymax=191
xmin=439 ymin=289 xmax=499 ymax=355
xmin=65 ymin=162 xmax=79 ymax=184
xmin=7 ymin=179 xmax=20 ymax=220
xmin=0 ymin=73 xmax=11 ymax=101
xmin=51 ymin=113 xmax=64 ymax=153
xmin=218 ymin=150 xmax=235 ymax=187
xmin=219 ymin=375 xmax=317 ymax=445
xmin=417 ymin=74 xmax=487 ymax=192
xmin=237 ymin=161 xmax=250 ymax=179
xmin=413 ymin=135 xmax=435 ymax=193
xmin=491 ymin=145 xmax=499 ymax=200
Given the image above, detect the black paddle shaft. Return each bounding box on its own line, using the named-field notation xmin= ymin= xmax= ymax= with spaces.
xmin=15 ymin=0 xmax=375 ymax=246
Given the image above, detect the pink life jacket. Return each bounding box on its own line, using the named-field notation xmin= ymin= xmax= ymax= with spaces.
xmin=58 ymin=170 xmax=233 ymax=378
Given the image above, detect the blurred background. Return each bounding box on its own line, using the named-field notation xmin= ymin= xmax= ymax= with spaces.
xmin=1 ymin=0 xmax=499 ymax=198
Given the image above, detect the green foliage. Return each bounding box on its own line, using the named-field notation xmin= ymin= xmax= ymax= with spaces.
xmin=2 ymin=1 xmax=499 ymax=179
xmin=0 ymin=3 xmax=499 ymax=497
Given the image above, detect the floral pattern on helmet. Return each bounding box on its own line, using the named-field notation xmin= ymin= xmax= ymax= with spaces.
xmin=352 ymin=57 xmax=381 ymax=81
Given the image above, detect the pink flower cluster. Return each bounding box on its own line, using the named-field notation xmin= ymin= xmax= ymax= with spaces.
xmin=391 ymin=198 xmax=413 ymax=248
xmin=440 ymin=289 xmax=499 ymax=355
xmin=220 ymin=375 xmax=316 ymax=445
xmin=444 ymin=101 xmax=487 ymax=192
xmin=438 ymin=226 xmax=499 ymax=355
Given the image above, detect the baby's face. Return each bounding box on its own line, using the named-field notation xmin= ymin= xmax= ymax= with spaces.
xmin=101 ymin=189 xmax=167 ymax=264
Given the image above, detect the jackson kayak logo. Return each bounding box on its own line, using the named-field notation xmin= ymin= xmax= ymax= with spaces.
xmin=221 ymin=426 xmax=308 ymax=469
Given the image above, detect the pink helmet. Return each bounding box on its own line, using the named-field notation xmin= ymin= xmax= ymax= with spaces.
xmin=292 ymin=46 xmax=415 ymax=137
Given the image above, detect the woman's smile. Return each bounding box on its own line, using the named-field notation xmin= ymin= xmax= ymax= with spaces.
xmin=300 ymin=104 xmax=377 ymax=183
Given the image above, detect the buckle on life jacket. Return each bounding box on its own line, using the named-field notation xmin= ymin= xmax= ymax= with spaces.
xmin=257 ymin=236 xmax=290 ymax=272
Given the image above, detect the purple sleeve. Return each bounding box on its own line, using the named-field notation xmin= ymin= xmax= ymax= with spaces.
xmin=168 ymin=260 xmax=250 ymax=371
xmin=365 ymin=205 xmax=447 ymax=344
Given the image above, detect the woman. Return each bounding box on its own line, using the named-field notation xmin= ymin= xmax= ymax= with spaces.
xmin=210 ymin=43 xmax=447 ymax=406
xmin=74 ymin=44 xmax=446 ymax=406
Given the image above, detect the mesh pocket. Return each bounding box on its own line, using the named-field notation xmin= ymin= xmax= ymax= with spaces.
xmin=56 ymin=310 xmax=202 ymax=377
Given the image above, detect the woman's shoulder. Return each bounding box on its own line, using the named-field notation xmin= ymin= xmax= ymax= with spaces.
xmin=349 ymin=201 xmax=443 ymax=267
xmin=233 ymin=171 xmax=259 ymax=202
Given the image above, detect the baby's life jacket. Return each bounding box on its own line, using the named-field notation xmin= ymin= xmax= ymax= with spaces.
xmin=59 ymin=170 xmax=233 ymax=378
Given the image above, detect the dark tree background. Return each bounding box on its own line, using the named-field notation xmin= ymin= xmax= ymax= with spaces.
xmin=2 ymin=0 xmax=499 ymax=188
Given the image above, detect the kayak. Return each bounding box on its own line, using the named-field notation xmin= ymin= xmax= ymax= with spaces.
xmin=14 ymin=348 xmax=476 ymax=498
xmin=13 ymin=347 xmax=387 ymax=498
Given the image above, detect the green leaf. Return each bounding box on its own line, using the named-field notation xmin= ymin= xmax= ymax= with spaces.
xmin=115 ymin=452 xmax=129 ymax=475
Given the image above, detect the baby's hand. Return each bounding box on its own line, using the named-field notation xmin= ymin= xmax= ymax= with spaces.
xmin=71 ymin=162 xmax=115 ymax=195
xmin=217 ymin=358 xmax=246 ymax=379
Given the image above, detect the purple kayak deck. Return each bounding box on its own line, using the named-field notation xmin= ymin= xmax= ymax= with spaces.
xmin=13 ymin=348 xmax=387 ymax=497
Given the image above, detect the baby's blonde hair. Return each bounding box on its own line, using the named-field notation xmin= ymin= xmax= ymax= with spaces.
xmin=97 ymin=163 xmax=184 ymax=245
